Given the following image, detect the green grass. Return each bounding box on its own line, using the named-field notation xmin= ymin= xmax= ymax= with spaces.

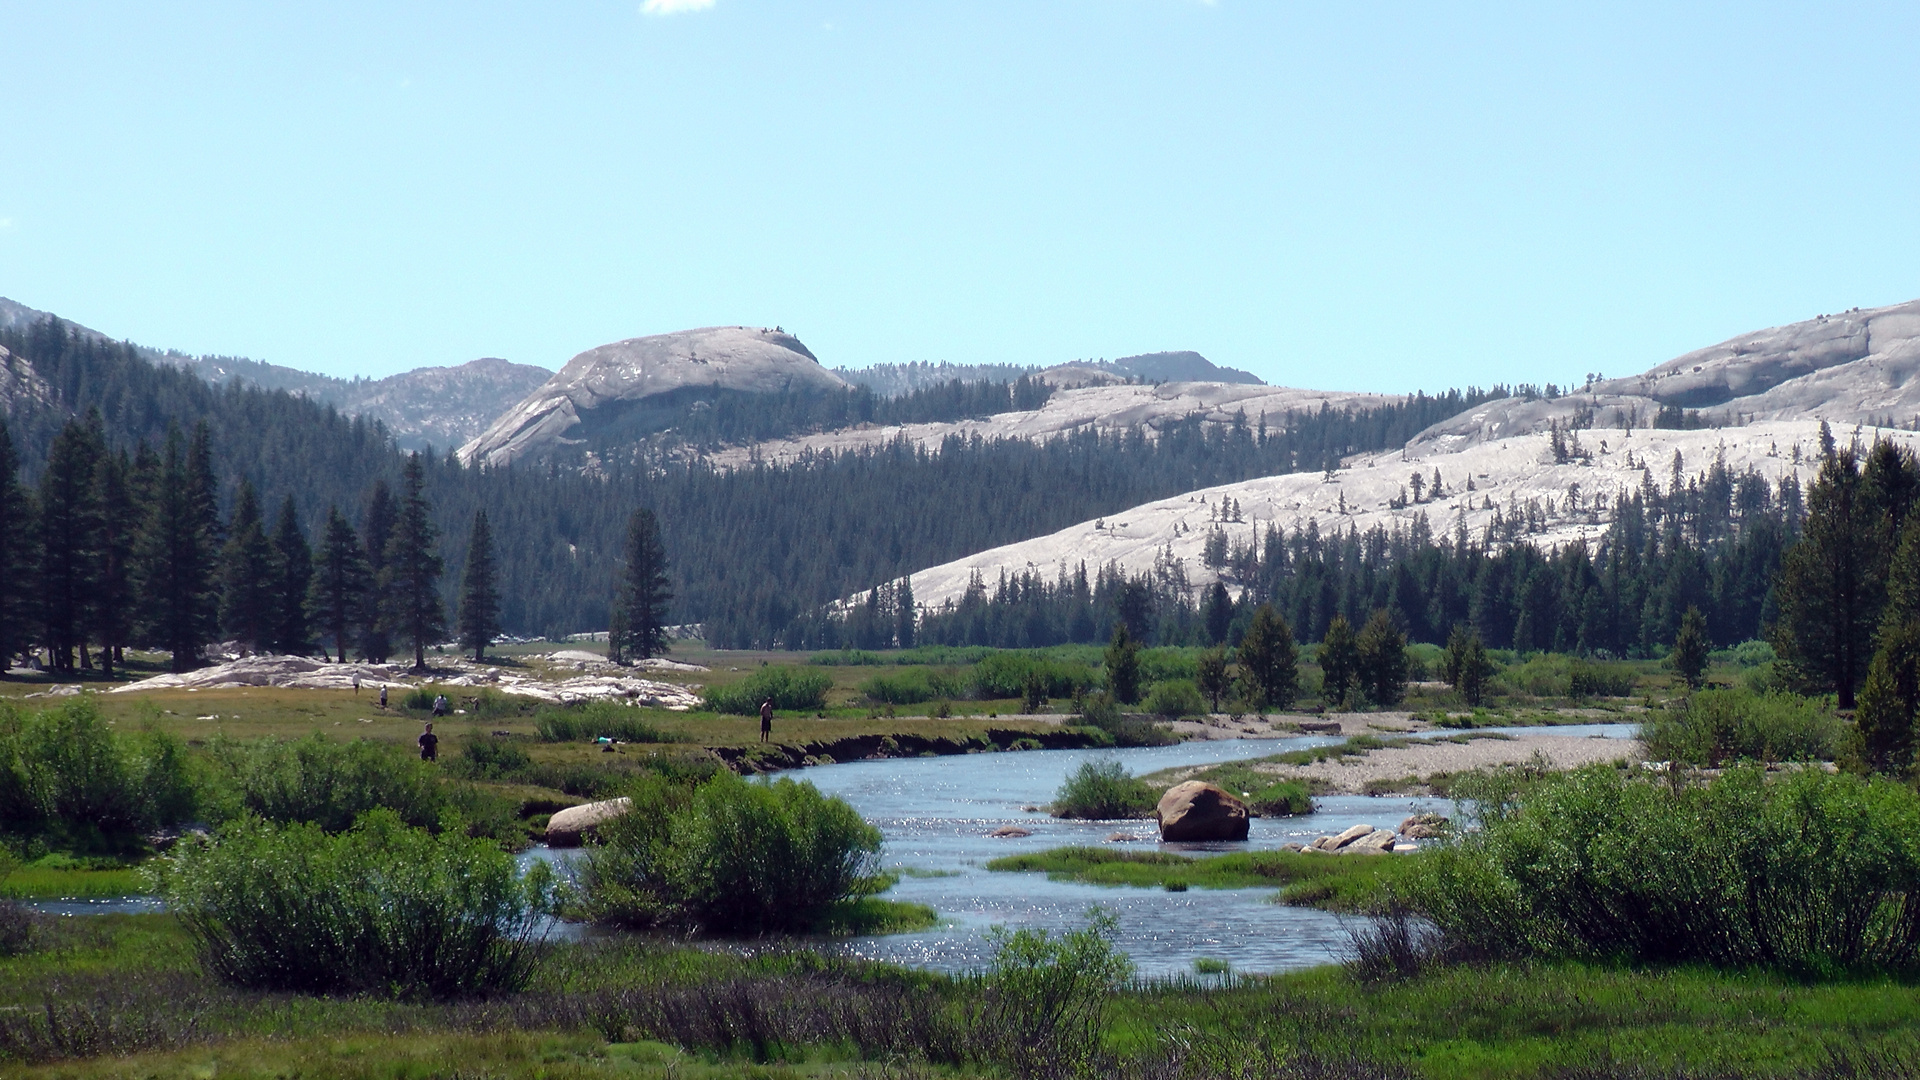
xmin=10 ymin=913 xmax=1920 ymax=1077
xmin=1136 ymin=760 xmax=1312 ymax=816
xmin=803 ymin=898 xmax=940 ymax=936
xmin=0 ymin=863 xmax=148 ymax=899
xmin=984 ymin=846 xmax=1417 ymax=912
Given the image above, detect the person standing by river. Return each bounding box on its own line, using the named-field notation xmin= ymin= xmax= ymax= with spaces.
xmin=418 ymin=721 xmax=438 ymax=762
xmin=760 ymin=697 xmax=773 ymax=742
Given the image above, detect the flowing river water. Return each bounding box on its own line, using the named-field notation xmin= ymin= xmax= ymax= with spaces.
xmin=34 ymin=723 xmax=1637 ymax=979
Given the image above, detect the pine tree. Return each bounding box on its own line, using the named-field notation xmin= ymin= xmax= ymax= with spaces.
xmin=1442 ymin=624 xmax=1493 ymax=706
xmin=1355 ymin=608 xmax=1409 ymax=706
xmin=136 ymin=424 xmax=222 ymax=672
xmin=1856 ymin=621 xmax=1920 ymax=776
xmin=1105 ymin=622 xmax=1142 ymax=704
xmin=219 ymin=481 xmax=276 ymax=653
xmin=93 ymin=448 xmax=137 ymax=676
xmin=270 ymin=495 xmax=312 ymax=655
xmin=0 ymin=418 xmax=36 ymax=669
xmin=458 ymin=508 xmax=501 ymax=662
xmin=1196 ymin=646 xmax=1231 ymax=712
xmin=38 ymin=418 xmax=105 ymax=671
xmin=383 ymin=453 xmax=445 ymax=672
xmin=1319 ymin=614 xmax=1361 ymax=707
xmin=359 ymin=480 xmax=397 ymax=663
xmin=1205 ymin=581 xmax=1233 ymax=646
xmin=1670 ymin=605 xmax=1710 ymax=690
xmin=619 ymin=507 xmax=672 ymax=660
xmin=1772 ymin=449 xmax=1877 ymax=708
xmin=1238 ymin=603 xmax=1298 ymax=709
xmin=310 ymin=505 xmax=369 ymax=663
xmin=895 ymin=575 xmax=916 ymax=650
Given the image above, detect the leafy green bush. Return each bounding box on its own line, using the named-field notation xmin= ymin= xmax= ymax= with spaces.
xmin=970 ymin=653 xmax=1096 ymax=700
xmin=1490 ymin=654 xmax=1636 ymax=699
xmin=1566 ymin=659 xmax=1636 ymax=698
xmin=534 ymin=702 xmax=679 ymax=743
xmin=577 ymin=771 xmax=887 ymax=933
xmin=1051 ymin=760 xmax=1157 ymax=819
xmin=857 ymin=667 xmax=964 ymax=704
xmin=159 ymin=810 xmax=552 ymax=998
xmin=1412 ymin=765 xmax=1920 ymax=975
xmin=1142 ymin=679 xmax=1206 ymax=718
xmin=1137 ymin=647 xmax=1200 ymax=685
xmin=204 ymin=733 xmax=447 ymax=833
xmin=447 ymin=733 xmax=535 ymax=781
xmin=1641 ymin=689 xmax=1839 ymax=765
xmin=703 ymin=666 xmax=834 ymax=714
xmin=0 ymin=700 xmax=198 ymax=851
xmin=967 ymin=909 xmax=1132 ymax=1078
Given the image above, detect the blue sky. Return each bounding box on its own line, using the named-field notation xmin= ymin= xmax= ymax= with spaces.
xmin=1 ymin=2 xmax=1916 ymax=390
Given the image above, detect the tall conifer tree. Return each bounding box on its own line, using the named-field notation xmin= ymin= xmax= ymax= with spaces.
xmin=1772 ymin=448 xmax=1877 ymax=708
xmin=895 ymin=575 xmax=915 ymax=650
xmin=1237 ymin=602 xmax=1298 ymax=709
xmin=219 ymin=481 xmax=275 ymax=652
xmin=618 ymin=507 xmax=672 ymax=660
xmin=0 ymin=418 xmax=36 ymax=669
xmin=383 ymin=453 xmax=444 ymax=672
xmin=1319 ymin=615 xmax=1361 ymax=707
xmin=310 ymin=505 xmax=369 ymax=663
xmin=137 ymin=424 xmax=221 ymax=672
xmin=38 ymin=417 xmax=105 ymax=671
xmin=93 ymin=448 xmax=137 ymax=676
xmin=458 ymin=508 xmax=501 ymax=662
xmin=270 ymin=495 xmax=312 ymax=654
xmin=359 ymin=480 xmax=397 ymax=663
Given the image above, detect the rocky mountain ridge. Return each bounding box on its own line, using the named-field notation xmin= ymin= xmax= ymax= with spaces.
xmin=0 ymin=296 xmax=551 ymax=450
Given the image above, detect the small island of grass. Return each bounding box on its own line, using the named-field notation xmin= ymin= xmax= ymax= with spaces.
xmin=986 ymin=845 xmax=1416 ymax=911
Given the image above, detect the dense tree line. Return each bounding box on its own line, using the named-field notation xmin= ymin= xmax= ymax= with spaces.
xmin=0 ymin=406 xmax=489 ymax=672
xmin=907 ymin=449 xmax=1806 ymax=660
xmin=1 ymin=315 xmax=1513 ymax=647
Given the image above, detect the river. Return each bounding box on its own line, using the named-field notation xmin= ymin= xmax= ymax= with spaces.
xmin=32 ymin=723 xmax=1637 ymax=979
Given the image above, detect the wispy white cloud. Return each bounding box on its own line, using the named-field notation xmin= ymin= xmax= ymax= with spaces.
xmin=0 ymin=218 xmax=13 ymax=231
xmin=640 ymin=0 xmax=715 ymax=15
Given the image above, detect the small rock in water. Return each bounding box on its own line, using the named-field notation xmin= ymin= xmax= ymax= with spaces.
xmin=1105 ymin=832 xmax=1138 ymax=843
xmin=987 ymin=826 xmax=1032 ymax=838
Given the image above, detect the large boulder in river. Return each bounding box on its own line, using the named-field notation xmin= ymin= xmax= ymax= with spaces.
xmin=1156 ymin=782 xmax=1250 ymax=842
xmin=545 ymin=797 xmax=632 ymax=847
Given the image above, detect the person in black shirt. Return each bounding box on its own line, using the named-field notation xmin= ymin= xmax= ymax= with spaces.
xmin=418 ymin=721 xmax=438 ymax=762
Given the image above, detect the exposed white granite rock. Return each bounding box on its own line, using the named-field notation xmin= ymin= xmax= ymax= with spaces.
xmin=460 ymin=326 xmax=844 ymax=466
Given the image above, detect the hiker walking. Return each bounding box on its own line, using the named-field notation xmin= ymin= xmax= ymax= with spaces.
xmin=418 ymin=721 xmax=439 ymax=762
xmin=352 ymin=671 xmax=361 ymax=695
xmin=378 ymin=684 xmax=388 ymax=710
xmin=760 ymin=697 xmax=773 ymax=742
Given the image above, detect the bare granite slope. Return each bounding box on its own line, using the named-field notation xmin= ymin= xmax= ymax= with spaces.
xmin=1413 ymin=299 xmax=1920 ymax=451
xmin=459 ymin=326 xmax=846 ymax=466
xmin=872 ymin=420 xmax=1920 ymax=612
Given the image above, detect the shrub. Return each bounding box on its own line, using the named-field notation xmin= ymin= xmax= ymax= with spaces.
xmin=703 ymin=666 xmax=834 ymax=714
xmin=966 ymin=909 xmax=1132 ymax=1078
xmin=860 ymin=668 xmax=937 ymax=704
xmin=1411 ymin=765 xmax=1920 ymax=975
xmin=1142 ymin=679 xmax=1205 ymax=719
xmin=1641 ymin=689 xmax=1839 ymax=765
xmin=970 ymin=653 xmax=1095 ymax=700
xmin=1051 ymin=760 xmax=1157 ymax=819
xmin=448 ymin=733 xmax=535 ymax=780
xmin=577 ymin=770 xmax=887 ymax=933
xmin=158 ymin=810 xmax=552 ymax=998
xmin=534 ymin=702 xmax=678 ymax=743
xmin=1566 ymin=659 xmax=1636 ymax=698
xmin=0 ymin=700 xmax=198 ymax=851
